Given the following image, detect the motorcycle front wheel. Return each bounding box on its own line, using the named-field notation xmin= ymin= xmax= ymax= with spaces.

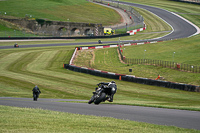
xmin=88 ymin=95 xmax=95 ymax=104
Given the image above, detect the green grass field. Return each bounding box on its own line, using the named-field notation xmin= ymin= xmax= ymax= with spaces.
xmin=0 ymin=0 xmax=200 ymax=132
xmin=0 ymin=0 xmax=122 ymax=37
xmin=0 ymin=0 xmax=121 ymax=25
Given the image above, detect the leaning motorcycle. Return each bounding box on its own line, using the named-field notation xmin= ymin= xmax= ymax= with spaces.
xmin=88 ymin=83 xmax=109 ymax=105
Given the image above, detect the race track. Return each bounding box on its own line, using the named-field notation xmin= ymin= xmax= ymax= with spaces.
xmin=0 ymin=1 xmax=199 ymax=49
xmin=1 ymin=97 xmax=200 ymax=130
xmin=116 ymin=1 xmax=199 ymax=40
xmin=0 ymin=1 xmax=200 ymax=130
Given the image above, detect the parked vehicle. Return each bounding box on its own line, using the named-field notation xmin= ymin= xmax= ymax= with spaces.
xmin=104 ymin=28 xmax=114 ymax=35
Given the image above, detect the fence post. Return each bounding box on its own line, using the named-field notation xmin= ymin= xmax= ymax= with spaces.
xmin=119 ymin=57 xmax=199 ymax=73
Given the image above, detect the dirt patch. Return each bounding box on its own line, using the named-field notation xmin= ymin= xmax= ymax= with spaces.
xmin=117 ymin=48 xmax=126 ymax=64
xmin=73 ymin=49 xmax=95 ymax=67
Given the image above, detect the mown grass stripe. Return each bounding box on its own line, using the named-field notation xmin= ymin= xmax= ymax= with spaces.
xmin=0 ymin=48 xmax=106 ymax=99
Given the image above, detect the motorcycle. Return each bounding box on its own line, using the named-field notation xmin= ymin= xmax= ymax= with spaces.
xmin=98 ymin=40 xmax=102 ymax=44
xmin=33 ymin=92 xmax=40 ymax=101
xmin=14 ymin=43 xmax=19 ymax=48
xmin=88 ymin=83 xmax=110 ymax=105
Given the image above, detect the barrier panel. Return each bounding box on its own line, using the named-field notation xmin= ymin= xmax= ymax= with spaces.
xmin=64 ymin=64 xmax=120 ymax=79
xmin=64 ymin=64 xmax=199 ymax=92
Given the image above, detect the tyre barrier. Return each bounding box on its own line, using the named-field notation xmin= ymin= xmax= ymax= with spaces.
xmin=64 ymin=64 xmax=120 ymax=79
xmin=64 ymin=64 xmax=199 ymax=92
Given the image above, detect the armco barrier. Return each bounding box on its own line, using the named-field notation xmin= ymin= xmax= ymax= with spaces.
xmin=63 ymin=43 xmax=199 ymax=92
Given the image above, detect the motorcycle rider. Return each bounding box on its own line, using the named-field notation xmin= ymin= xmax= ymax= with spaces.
xmin=32 ymin=85 xmax=41 ymax=101
xmin=97 ymin=81 xmax=117 ymax=102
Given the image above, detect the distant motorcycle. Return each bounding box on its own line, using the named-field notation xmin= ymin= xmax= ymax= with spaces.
xmin=32 ymin=86 xmax=41 ymax=101
xmin=33 ymin=93 xmax=39 ymax=101
xmin=88 ymin=83 xmax=110 ymax=105
xmin=33 ymin=91 xmax=41 ymax=101
xmin=98 ymin=40 xmax=102 ymax=44
xmin=14 ymin=43 xmax=19 ymax=48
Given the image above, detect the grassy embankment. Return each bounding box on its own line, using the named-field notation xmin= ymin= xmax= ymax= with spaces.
xmin=0 ymin=0 xmax=121 ymax=37
xmin=0 ymin=0 xmax=200 ymax=132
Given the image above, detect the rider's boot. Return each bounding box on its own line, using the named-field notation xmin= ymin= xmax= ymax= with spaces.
xmin=108 ymin=95 xmax=113 ymax=102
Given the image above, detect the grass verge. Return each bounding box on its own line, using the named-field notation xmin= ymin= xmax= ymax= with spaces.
xmin=0 ymin=105 xmax=199 ymax=133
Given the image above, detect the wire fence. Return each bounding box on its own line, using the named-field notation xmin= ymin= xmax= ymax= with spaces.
xmin=118 ymin=46 xmax=200 ymax=73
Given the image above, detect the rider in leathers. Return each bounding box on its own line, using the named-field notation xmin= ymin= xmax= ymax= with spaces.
xmin=32 ymin=85 xmax=41 ymax=101
xmin=97 ymin=81 xmax=117 ymax=102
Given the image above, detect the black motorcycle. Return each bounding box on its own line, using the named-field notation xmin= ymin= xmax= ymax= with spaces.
xmin=88 ymin=83 xmax=110 ymax=105
xmin=33 ymin=92 xmax=40 ymax=101
xmin=14 ymin=43 xmax=19 ymax=48
xmin=98 ymin=40 xmax=102 ymax=44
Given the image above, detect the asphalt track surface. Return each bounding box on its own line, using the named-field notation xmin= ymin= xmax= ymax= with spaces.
xmin=1 ymin=2 xmax=200 ymax=130
xmin=1 ymin=97 xmax=200 ymax=130
xmin=118 ymin=1 xmax=199 ymax=40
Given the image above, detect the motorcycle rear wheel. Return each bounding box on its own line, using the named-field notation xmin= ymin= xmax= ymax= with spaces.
xmin=33 ymin=94 xmax=38 ymax=101
xmin=94 ymin=92 xmax=106 ymax=105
